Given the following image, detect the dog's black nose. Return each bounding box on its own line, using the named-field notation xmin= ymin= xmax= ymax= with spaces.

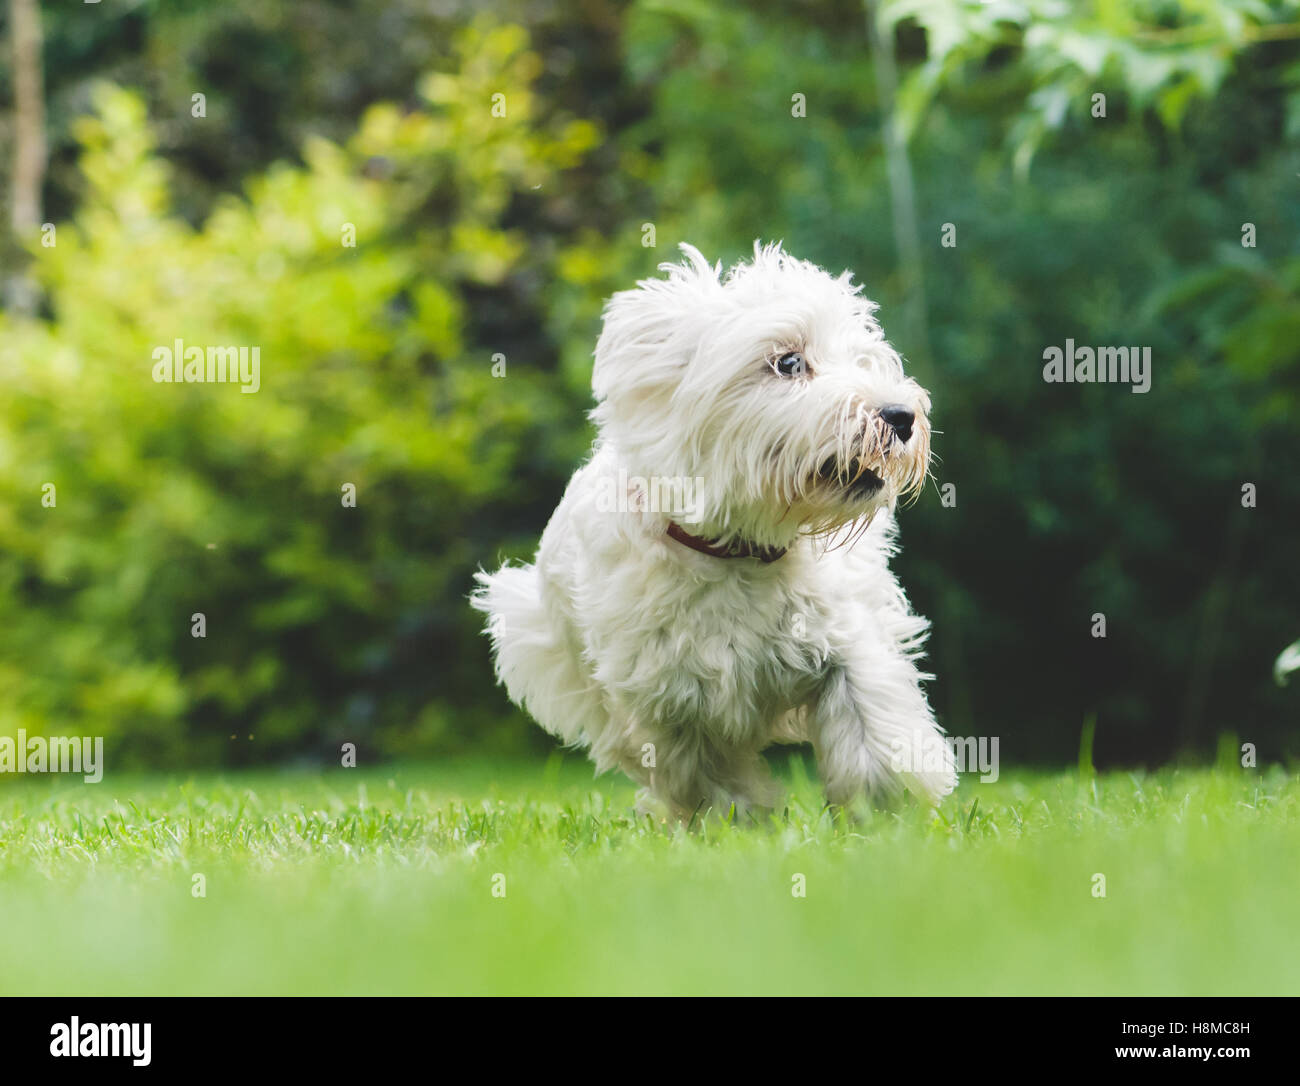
xmin=880 ymin=405 xmax=915 ymax=443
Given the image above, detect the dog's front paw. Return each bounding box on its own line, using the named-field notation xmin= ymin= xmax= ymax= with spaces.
xmin=888 ymin=730 xmax=957 ymax=805
xmin=819 ymin=727 xmax=956 ymax=808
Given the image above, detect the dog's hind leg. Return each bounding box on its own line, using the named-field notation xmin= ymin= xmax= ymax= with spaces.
xmin=635 ymin=729 xmax=781 ymax=822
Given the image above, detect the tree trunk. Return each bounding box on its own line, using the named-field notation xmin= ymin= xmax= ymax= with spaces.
xmin=7 ymin=0 xmax=46 ymax=316
xmin=865 ymin=0 xmax=932 ymax=383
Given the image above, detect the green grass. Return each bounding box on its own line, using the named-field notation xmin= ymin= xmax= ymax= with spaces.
xmin=0 ymin=755 xmax=1295 ymax=995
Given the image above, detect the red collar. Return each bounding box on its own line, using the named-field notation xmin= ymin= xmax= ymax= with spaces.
xmin=666 ymin=522 xmax=787 ymax=564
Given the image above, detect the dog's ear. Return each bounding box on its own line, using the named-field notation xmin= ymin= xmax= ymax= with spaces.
xmin=591 ymin=243 xmax=722 ymax=407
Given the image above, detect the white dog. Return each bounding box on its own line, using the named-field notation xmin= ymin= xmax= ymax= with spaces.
xmin=473 ymin=243 xmax=956 ymax=818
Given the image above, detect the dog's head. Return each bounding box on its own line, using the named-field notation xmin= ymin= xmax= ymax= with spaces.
xmin=591 ymin=242 xmax=931 ymax=548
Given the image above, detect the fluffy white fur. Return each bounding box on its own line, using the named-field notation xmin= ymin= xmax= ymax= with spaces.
xmin=473 ymin=242 xmax=956 ymax=818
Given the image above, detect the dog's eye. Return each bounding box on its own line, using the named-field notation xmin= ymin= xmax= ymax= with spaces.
xmin=775 ymin=351 xmax=806 ymax=377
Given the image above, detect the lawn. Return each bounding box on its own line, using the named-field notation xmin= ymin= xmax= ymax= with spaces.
xmin=0 ymin=755 xmax=1295 ymax=995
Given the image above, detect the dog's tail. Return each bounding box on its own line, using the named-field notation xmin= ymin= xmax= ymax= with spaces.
xmin=470 ymin=564 xmax=591 ymax=746
xmin=469 ymin=564 xmax=534 ymax=680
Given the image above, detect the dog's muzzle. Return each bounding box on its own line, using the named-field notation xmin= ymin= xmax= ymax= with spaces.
xmin=814 ymin=402 xmax=927 ymax=502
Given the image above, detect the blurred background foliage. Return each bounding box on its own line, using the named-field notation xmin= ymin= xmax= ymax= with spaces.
xmin=0 ymin=0 xmax=1296 ymax=769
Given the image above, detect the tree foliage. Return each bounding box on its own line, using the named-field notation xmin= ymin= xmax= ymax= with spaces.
xmin=1 ymin=22 xmax=598 ymax=764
